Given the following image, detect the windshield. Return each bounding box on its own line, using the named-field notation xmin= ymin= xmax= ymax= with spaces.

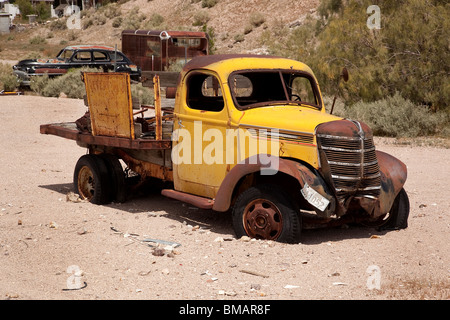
xmin=229 ymin=70 xmax=322 ymax=110
xmin=57 ymin=49 xmax=74 ymax=61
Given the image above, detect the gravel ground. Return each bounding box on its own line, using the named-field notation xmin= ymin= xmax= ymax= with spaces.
xmin=0 ymin=95 xmax=448 ymax=301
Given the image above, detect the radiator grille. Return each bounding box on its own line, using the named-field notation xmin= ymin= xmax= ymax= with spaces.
xmin=317 ymin=122 xmax=381 ymax=202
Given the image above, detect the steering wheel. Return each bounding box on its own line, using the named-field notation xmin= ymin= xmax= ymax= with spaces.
xmin=291 ymin=94 xmax=301 ymax=101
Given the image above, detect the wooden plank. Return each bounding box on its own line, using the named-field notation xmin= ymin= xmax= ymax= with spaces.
xmin=83 ymin=72 xmax=135 ymax=139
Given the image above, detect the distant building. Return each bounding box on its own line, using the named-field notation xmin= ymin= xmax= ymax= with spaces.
xmin=0 ymin=12 xmax=11 ymax=34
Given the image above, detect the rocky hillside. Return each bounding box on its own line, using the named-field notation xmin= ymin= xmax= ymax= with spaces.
xmin=0 ymin=0 xmax=319 ymax=60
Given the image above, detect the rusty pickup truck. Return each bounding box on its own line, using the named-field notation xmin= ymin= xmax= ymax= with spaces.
xmin=40 ymin=54 xmax=409 ymax=243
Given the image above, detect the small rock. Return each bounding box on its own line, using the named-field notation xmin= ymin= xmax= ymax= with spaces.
xmin=49 ymin=221 xmax=58 ymax=229
xmin=161 ymin=268 xmax=170 ymax=275
xmin=328 ymin=272 xmax=340 ymax=277
xmin=152 ymin=248 xmax=165 ymax=257
xmin=240 ymin=236 xmax=251 ymax=242
xmin=77 ymin=228 xmax=87 ymax=235
xmin=214 ymin=237 xmax=224 ymax=242
xmin=250 ymin=284 xmax=261 ymax=290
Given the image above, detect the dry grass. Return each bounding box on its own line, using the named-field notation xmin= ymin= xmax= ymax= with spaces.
xmin=381 ymin=276 xmax=450 ymax=300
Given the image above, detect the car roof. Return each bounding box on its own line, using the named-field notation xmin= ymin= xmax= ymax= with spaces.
xmin=63 ymin=45 xmax=118 ymax=51
xmin=182 ymin=54 xmax=314 ymax=76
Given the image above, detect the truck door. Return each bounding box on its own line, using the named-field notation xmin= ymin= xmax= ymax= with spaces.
xmin=173 ymin=70 xmax=229 ymax=199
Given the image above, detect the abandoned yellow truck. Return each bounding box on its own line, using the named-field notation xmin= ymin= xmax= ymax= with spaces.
xmin=40 ymin=54 xmax=409 ymax=243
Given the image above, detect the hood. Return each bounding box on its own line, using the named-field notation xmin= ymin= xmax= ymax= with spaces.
xmin=16 ymin=58 xmax=64 ymax=66
xmin=237 ymin=105 xmax=342 ymax=135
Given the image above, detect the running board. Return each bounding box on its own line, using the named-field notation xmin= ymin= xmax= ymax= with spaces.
xmin=161 ymin=189 xmax=214 ymax=210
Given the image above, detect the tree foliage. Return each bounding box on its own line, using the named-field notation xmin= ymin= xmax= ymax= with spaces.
xmin=270 ymin=0 xmax=449 ymax=111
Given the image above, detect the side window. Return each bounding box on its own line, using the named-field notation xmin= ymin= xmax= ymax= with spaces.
xmin=111 ymin=52 xmax=125 ymax=62
xmin=93 ymin=51 xmax=109 ymax=61
xmin=290 ymin=76 xmax=317 ymax=105
xmin=186 ymin=73 xmax=224 ymax=112
xmin=72 ymin=51 xmax=92 ymax=62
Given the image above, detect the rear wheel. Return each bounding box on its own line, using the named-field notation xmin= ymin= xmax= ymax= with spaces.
xmin=73 ymin=154 xmax=111 ymax=204
xmin=100 ymin=154 xmax=127 ymax=203
xmin=232 ymin=184 xmax=302 ymax=243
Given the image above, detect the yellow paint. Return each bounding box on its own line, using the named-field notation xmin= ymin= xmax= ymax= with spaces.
xmin=173 ymin=56 xmax=342 ymax=198
xmin=84 ymin=72 xmax=135 ymax=139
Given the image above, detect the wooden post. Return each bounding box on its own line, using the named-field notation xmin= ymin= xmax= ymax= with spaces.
xmin=153 ymin=75 xmax=162 ymax=140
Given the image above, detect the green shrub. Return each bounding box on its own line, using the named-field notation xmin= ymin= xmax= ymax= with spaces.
xmin=30 ymin=73 xmax=50 ymax=95
xmin=192 ymin=11 xmax=210 ymax=26
xmin=243 ymin=25 xmax=253 ymax=35
xmin=112 ymin=16 xmax=123 ymax=28
xmin=201 ymin=0 xmax=218 ymax=8
xmin=131 ymin=83 xmax=154 ymax=105
xmin=149 ymin=13 xmax=164 ymax=27
xmin=274 ymin=0 xmax=449 ymax=111
xmin=49 ymin=18 xmax=67 ymax=31
xmin=121 ymin=7 xmax=146 ymax=30
xmin=29 ymin=36 xmax=47 ymax=45
xmin=233 ymin=33 xmax=244 ymax=43
xmin=32 ymin=67 xmax=99 ymax=99
xmin=249 ymin=12 xmax=265 ymax=28
xmin=344 ymin=93 xmax=448 ymax=138
xmin=0 ymin=63 xmax=19 ymax=92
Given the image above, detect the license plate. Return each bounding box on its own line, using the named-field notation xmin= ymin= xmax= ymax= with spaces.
xmin=301 ymin=183 xmax=330 ymax=212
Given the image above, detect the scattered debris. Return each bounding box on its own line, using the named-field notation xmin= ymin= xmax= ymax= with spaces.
xmin=332 ymin=282 xmax=348 ymax=286
xmin=284 ymin=285 xmax=300 ymax=289
xmin=239 ymin=269 xmax=269 ymax=278
xmin=142 ymin=238 xmax=181 ymax=248
xmin=218 ymin=290 xmax=237 ymax=296
xmin=62 ymin=281 xmax=87 ymax=291
xmin=66 ymin=192 xmax=87 ymax=203
xmin=250 ymin=284 xmax=261 ymax=290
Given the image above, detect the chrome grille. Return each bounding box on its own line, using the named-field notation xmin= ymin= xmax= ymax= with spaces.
xmin=317 ymin=123 xmax=381 ymax=202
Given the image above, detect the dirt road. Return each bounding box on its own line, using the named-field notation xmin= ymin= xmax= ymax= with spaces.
xmin=0 ymin=95 xmax=448 ymax=300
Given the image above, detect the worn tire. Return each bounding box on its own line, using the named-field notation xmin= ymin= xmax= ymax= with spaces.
xmin=363 ymin=188 xmax=410 ymax=230
xmin=232 ymin=184 xmax=302 ymax=243
xmin=73 ymin=154 xmax=111 ymax=205
xmin=100 ymin=154 xmax=127 ymax=203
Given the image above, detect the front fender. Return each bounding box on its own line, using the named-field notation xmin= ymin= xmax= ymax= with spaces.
xmin=376 ymin=150 xmax=407 ymax=215
xmin=213 ymin=155 xmax=334 ymax=216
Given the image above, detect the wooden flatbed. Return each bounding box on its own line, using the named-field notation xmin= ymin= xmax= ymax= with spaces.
xmin=40 ymin=122 xmax=172 ymax=150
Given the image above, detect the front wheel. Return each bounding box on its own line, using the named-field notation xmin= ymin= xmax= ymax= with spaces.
xmin=363 ymin=188 xmax=410 ymax=230
xmin=232 ymin=184 xmax=302 ymax=243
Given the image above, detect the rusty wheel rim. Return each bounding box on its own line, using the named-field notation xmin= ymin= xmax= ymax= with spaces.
xmin=243 ymin=199 xmax=283 ymax=240
xmin=78 ymin=166 xmax=95 ymax=201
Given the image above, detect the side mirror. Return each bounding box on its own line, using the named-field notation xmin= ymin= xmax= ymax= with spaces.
xmin=330 ymin=67 xmax=349 ymax=114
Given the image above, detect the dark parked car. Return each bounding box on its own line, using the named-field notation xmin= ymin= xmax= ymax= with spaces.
xmin=13 ymin=45 xmax=141 ymax=85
